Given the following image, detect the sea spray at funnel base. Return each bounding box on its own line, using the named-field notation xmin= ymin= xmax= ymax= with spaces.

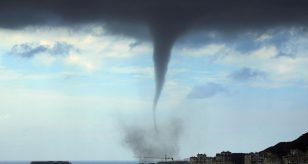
xmin=122 ymin=118 xmax=183 ymax=162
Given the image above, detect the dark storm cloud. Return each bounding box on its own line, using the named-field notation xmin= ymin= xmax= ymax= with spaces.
xmin=2 ymin=0 xmax=308 ymax=31
xmin=10 ymin=42 xmax=74 ymax=57
xmin=2 ymin=0 xmax=308 ymax=129
xmin=229 ymin=67 xmax=266 ymax=81
xmin=187 ymin=82 xmax=227 ymax=99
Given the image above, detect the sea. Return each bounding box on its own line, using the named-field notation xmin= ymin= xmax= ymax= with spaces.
xmin=0 ymin=161 xmax=139 ymax=164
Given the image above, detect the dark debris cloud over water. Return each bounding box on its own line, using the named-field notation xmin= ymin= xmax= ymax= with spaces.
xmin=122 ymin=118 xmax=183 ymax=161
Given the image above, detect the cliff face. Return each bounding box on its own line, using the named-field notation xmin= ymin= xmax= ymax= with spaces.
xmin=262 ymin=132 xmax=308 ymax=157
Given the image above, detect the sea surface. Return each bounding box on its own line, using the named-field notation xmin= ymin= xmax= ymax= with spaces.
xmin=0 ymin=161 xmax=139 ymax=164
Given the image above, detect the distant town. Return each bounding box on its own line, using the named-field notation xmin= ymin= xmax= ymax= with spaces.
xmin=188 ymin=149 xmax=308 ymax=164
xmin=157 ymin=132 xmax=308 ymax=164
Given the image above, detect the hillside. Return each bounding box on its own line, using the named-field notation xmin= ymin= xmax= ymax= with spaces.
xmin=262 ymin=132 xmax=308 ymax=157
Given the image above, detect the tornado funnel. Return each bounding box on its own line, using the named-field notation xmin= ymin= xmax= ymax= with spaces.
xmin=152 ymin=33 xmax=175 ymax=132
xmin=150 ymin=17 xmax=186 ymax=132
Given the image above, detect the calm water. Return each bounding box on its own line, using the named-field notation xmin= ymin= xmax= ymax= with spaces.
xmin=0 ymin=161 xmax=138 ymax=164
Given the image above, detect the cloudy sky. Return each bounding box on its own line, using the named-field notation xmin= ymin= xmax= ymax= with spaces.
xmin=1 ymin=0 xmax=308 ymax=161
xmin=1 ymin=25 xmax=308 ymax=161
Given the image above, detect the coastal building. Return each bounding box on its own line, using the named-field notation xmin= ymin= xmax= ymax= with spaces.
xmin=190 ymin=153 xmax=209 ymax=164
xmin=215 ymin=151 xmax=233 ymax=164
xmin=244 ymin=152 xmax=281 ymax=164
xmin=282 ymin=149 xmax=308 ymax=164
xmin=189 ymin=151 xmax=245 ymax=164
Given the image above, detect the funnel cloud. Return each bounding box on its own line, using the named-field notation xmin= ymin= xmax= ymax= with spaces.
xmin=1 ymin=0 xmax=308 ymax=155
